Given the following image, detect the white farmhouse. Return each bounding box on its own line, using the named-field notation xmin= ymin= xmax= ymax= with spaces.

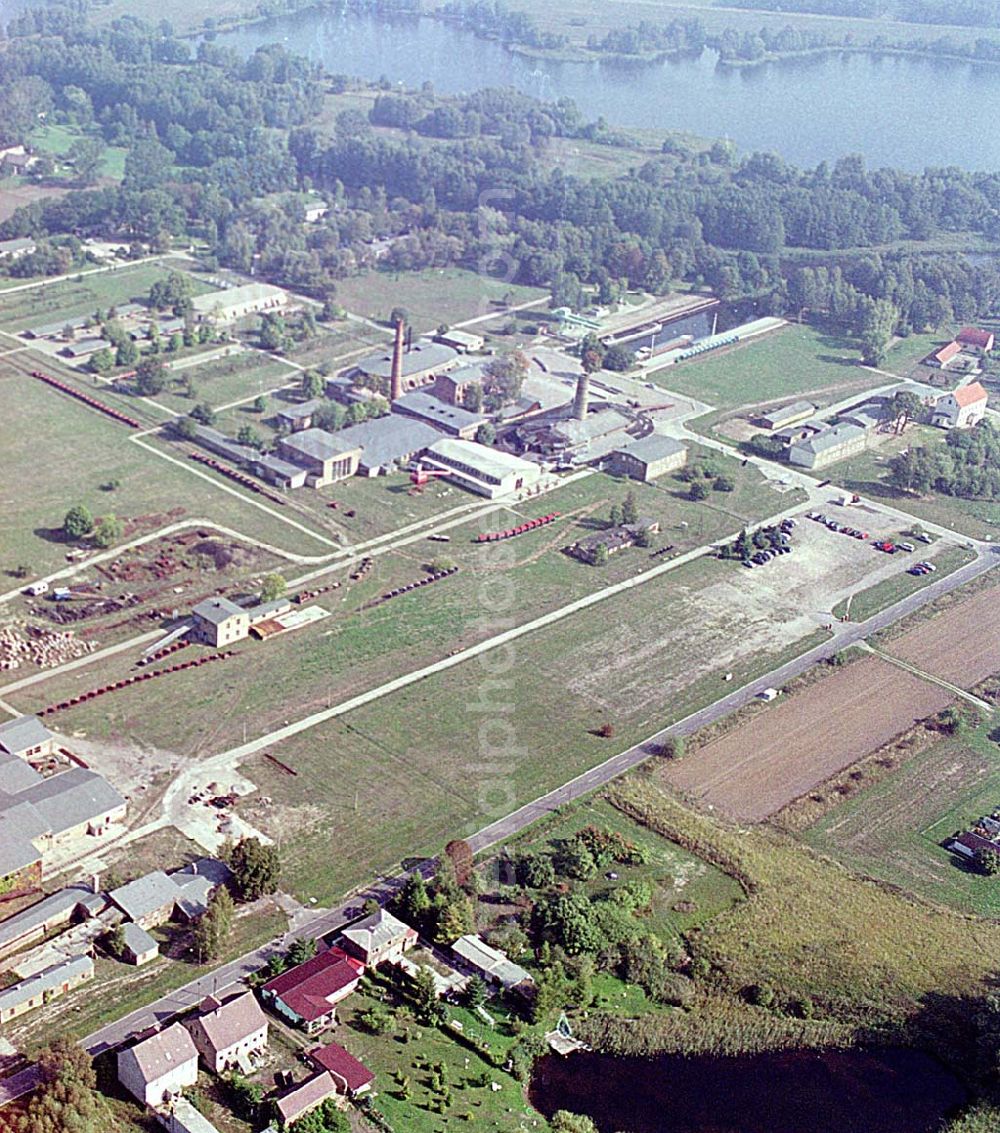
xmin=932 ymin=382 xmax=988 ymax=430
xmin=118 ymin=1023 xmax=199 ymax=1107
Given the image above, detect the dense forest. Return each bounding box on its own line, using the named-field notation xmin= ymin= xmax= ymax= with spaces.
xmin=2 ymin=6 xmax=1000 ymax=362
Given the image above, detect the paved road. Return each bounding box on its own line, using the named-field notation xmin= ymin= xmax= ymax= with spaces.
xmin=76 ymin=543 xmax=997 ymax=1060
xmin=0 ymin=1065 xmax=42 ymax=1107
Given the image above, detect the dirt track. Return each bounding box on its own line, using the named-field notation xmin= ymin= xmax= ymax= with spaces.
xmin=887 ymin=583 xmax=1000 ymax=687
xmin=661 ymin=657 xmax=952 ymax=821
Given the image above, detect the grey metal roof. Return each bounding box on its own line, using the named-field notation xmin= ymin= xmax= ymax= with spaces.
xmin=109 ymin=871 xmax=179 ymax=922
xmin=191 ymin=425 xmax=258 ymax=467
xmin=0 ymin=715 xmax=53 ymax=757
xmin=392 ymin=391 xmax=485 ymax=432
xmin=121 ymin=921 xmax=158 ymax=957
xmin=0 ymin=886 xmax=93 ymax=950
xmin=451 ymin=934 xmax=532 ymax=988
xmin=276 ymin=398 xmax=322 ymax=421
xmin=761 ymin=399 xmax=816 ymax=427
xmin=251 ymin=453 xmax=306 ymax=481
xmin=792 ymin=423 xmax=866 ymax=456
xmin=190 ymin=991 xmax=267 ymax=1054
xmin=612 ymin=434 xmax=686 ymax=463
xmin=23 ymin=768 xmax=125 ymax=836
xmin=0 ymin=237 xmax=35 ymax=255
xmin=280 ymin=427 xmax=361 ymax=463
xmin=0 ymin=751 xmax=44 ymax=794
xmin=192 ymin=597 xmax=247 ymax=625
xmin=0 ymin=796 xmax=49 ymax=841
xmin=30 ymin=316 xmax=88 ymax=338
xmin=62 ymin=337 xmax=108 ymax=357
xmin=337 ymin=416 xmax=442 ymax=471
xmin=0 ymin=955 xmax=93 ymax=1014
xmin=0 ymin=822 xmax=42 ymax=877
xmin=353 ymin=340 xmax=457 ymax=380
xmin=439 ymin=362 xmax=487 ymax=385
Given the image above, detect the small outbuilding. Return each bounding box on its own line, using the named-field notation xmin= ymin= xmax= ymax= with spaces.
xmin=121 ymin=921 xmax=159 ymax=966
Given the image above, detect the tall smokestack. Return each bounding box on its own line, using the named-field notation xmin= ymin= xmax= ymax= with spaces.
xmin=573 ymin=373 xmax=590 ymax=421
xmin=391 ymin=319 xmax=405 ymax=402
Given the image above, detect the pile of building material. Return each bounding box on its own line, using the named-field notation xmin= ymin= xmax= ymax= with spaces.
xmin=0 ymin=623 xmax=96 ymax=671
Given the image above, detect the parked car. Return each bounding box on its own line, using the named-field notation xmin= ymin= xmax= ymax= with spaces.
xmin=898 ymin=542 xmax=915 ymax=552
xmin=915 ymin=533 xmax=933 ymax=544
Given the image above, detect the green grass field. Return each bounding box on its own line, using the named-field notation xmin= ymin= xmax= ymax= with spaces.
xmin=648 ymin=323 xmax=887 ymax=410
xmin=154 ymin=350 xmax=299 ymax=415
xmin=506 ymin=797 xmax=743 ymax=941
xmin=610 ymin=777 xmax=1000 ymax=1026
xmin=31 ymin=123 xmax=128 ymax=181
xmin=0 ymin=365 xmax=334 ymax=577
xmin=16 ymin=459 xmax=795 ymax=755
xmin=829 ymin=426 xmax=1000 ymax=540
xmin=831 ymin=544 xmax=976 ymax=622
xmin=0 ymin=262 xmax=215 ymax=331
xmin=801 ymin=722 xmax=1000 ymax=919
xmin=332 ymin=268 xmax=545 ymax=332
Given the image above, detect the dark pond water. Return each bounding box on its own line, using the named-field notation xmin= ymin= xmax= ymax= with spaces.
xmin=528 ymin=1047 xmax=967 ymax=1133
xmin=215 ymin=9 xmax=1000 ymax=171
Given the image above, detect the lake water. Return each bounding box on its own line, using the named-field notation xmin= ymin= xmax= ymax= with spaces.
xmin=215 ymin=9 xmax=1000 ymax=172
xmin=529 ymin=1047 xmax=967 ymax=1133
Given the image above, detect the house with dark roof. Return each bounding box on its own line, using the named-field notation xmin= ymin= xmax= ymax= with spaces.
xmin=261 ymin=946 xmax=364 ymax=1033
xmin=185 ymin=992 xmax=268 ymax=1073
xmin=957 ymin=327 xmax=994 ymax=353
xmin=307 ymin=1042 xmax=374 ymax=1097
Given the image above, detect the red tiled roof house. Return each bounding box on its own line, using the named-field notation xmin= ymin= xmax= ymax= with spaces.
xmin=307 ymin=1041 xmax=375 ymax=1097
xmin=957 ymin=327 xmax=995 ymax=352
xmin=261 ymin=946 xmax=364 ymax=1034
xmin=932 ymin=381 xmax=988 ymax=430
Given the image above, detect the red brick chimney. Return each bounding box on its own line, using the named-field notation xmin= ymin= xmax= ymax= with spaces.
xmin=390 ymin=319 xmax=405 ymax=402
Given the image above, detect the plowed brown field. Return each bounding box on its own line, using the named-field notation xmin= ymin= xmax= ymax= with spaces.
xmin=886 ymin=583 xmax=1000 ymax=687
xmin=662 ymin=657 xmax=952 ymax=821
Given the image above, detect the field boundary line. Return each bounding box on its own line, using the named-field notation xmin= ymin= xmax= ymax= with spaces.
xmin=858 ymin=642 xmax=994 ymax=712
